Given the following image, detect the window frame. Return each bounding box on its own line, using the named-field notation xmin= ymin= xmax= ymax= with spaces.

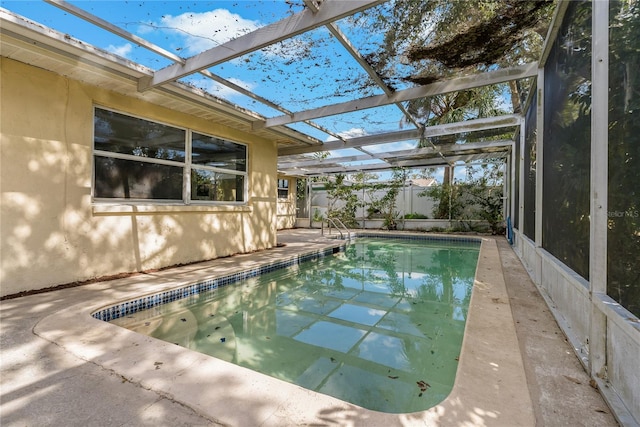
xmin=92 ymin=106 xmax=248 ymax=205
xmin=277 ymin=178 xmax=289 ymax=199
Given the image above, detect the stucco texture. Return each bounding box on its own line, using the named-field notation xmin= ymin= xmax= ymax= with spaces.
xmin=276 ymin=176 xmax=297 ymax=230
xmin=1 ymin=58 xmax=278 ymax=297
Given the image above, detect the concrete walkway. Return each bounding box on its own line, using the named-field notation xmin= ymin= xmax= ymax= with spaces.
xmin=496 ymin=239 xmax=617 ymax=426
xmin=0 ymin=230 xmax=618 ymax=426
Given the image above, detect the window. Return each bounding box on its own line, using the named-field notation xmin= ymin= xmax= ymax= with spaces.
xmin=277 ymin=179 xmax=289 ymax=199
xmin=191 ymin=132 xmax=246 ymax=202
xmin=93 ymin=107 xmax=247 ymax=203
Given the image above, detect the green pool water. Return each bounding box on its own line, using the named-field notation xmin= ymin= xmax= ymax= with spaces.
xmin=112 ymin=237 xmax=480 ymax=413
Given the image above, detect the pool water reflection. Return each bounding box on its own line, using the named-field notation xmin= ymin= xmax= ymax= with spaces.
xmin=112 ymin=238 xmax=480 ymax=413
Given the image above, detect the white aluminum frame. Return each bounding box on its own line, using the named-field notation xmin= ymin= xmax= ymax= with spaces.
xmin=589 ymin=0 xmax=609 ymax=390
xmin=514 ymin=2 xmax=640 ymax=424
xmin=138 ymin=0 xmax=386 ymax=91
xmin=3 ymin=3 xmax=534 ymax=176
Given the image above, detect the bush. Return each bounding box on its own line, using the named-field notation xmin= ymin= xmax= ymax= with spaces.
xmin=403 ymin=213 xmax=429 ymax=219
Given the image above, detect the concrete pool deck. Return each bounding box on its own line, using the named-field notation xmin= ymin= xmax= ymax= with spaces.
xmin=1 ymin=230 xmax=618 ymax=426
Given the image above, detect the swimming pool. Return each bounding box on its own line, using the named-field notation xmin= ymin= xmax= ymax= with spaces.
xmin=108 ymin=236 xmax=480 ymax=413
xmin=37 ymin=232 xmax=534 ymax=424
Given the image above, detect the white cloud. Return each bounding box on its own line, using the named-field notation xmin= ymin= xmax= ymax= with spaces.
xmin=106 ymin=43 xmax=133 ymax=58
xmin=154 ymin=9 xmax=261 ymax=55
xmin=325 ymin=128 xmax=367 ymax=142
xmin=147 ymin=9 xmax=309 ymax=60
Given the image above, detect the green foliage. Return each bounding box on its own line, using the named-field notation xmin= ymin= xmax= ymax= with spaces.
xmin=322 ymin=174 xmax=360 ymax=228
xmin=356 ymin=0 xmax=553 ymax=97
xmin=406 ymin=1 xmax=553 ymax=68
xmin=541 ymin=1 xmax=592 ymax=280
xmin=410 ymin=85 xmax=511 ymax=129
xmin=607 ymin=0 xmax=640 ymax=317
xmin=365 ymin=169 xmax=405 ymax=230
xmin=461 ymin=175 xmax=505 ymax=234
xmin=421 ymin=181 xmax=463 ymax=220
xmin=420 ymin=162 xmax=505 ymax=234
xmin=312 ymin=208 xmax=323 ymax=222
xmin=403 ymin=213 xmax=429 ymax=219
xmin=317 ymin=169 xmax=418 ymax=231
xmin=295 ymin=178 xmax=306 ymax=202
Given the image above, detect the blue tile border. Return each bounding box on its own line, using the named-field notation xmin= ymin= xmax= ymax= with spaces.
xmin=92 ymin=245 xmax=344 ymax=322
xmin=351 ymin=232 xmax=482 ymax=245
xmin=93 ymin=234 xmax=480 ymax=322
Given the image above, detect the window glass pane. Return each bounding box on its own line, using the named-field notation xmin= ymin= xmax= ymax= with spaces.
xmin=192 ymin=170 xmax=244 ymax=202
xmin=192 ymin=133 xmax=247 ymax=172
xmin=94 ymin=156 xmax=183 ymax=200
xmin=278 ymin=179 xmax=289 ymax=199
xmin=542 ymin=1 xmax=591 ymax=279
xmin=94 ymin=108 xmax=186 ymax=162
xmin=523 ymin=89 xmax=537 ymax=240
xmin=608 ymin=0 xmax=640 ymax=317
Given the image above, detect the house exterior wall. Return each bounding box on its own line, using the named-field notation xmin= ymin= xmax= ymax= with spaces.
xmin=276 ymin=176 xmax=296 ymax=230
xmin=0 ymin=58 xmax=278 ymax=297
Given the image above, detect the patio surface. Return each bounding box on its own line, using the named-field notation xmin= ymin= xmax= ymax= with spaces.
xmin=0 ymin=229 xmax=618 ymax=426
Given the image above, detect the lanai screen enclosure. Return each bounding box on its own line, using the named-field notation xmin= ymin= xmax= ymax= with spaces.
xmin=0 ymin=0 xmax=638 ymax=424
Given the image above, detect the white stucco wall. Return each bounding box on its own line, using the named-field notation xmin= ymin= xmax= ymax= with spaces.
xmin=0 ymin=58 xmax=278 ymax=297
xmin=276 ymin=176 xmax=296 ymax=230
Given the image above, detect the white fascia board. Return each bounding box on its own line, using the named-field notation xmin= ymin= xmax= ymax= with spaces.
xmin=0 ymin=9 xmax=151 ymax=76
xmin=261 ymin=63 xmax=537 ymax=129
xmin=138 ymin=0 xmax=386 ymax=91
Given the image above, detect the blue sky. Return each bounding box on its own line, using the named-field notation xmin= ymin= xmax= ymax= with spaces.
xmin=2 ymin=1 xmax=420 ymax=154
xmin=2 ymin=1 xmax=504 ymax=182
xmin=2 ymin=1 xmax=405 ymax=139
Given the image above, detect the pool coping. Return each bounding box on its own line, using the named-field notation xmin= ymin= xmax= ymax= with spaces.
xmin=91 ymin=232 xmax=480 ymax=323
xmin=33 ymin=233 xmax=535 ymax=426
